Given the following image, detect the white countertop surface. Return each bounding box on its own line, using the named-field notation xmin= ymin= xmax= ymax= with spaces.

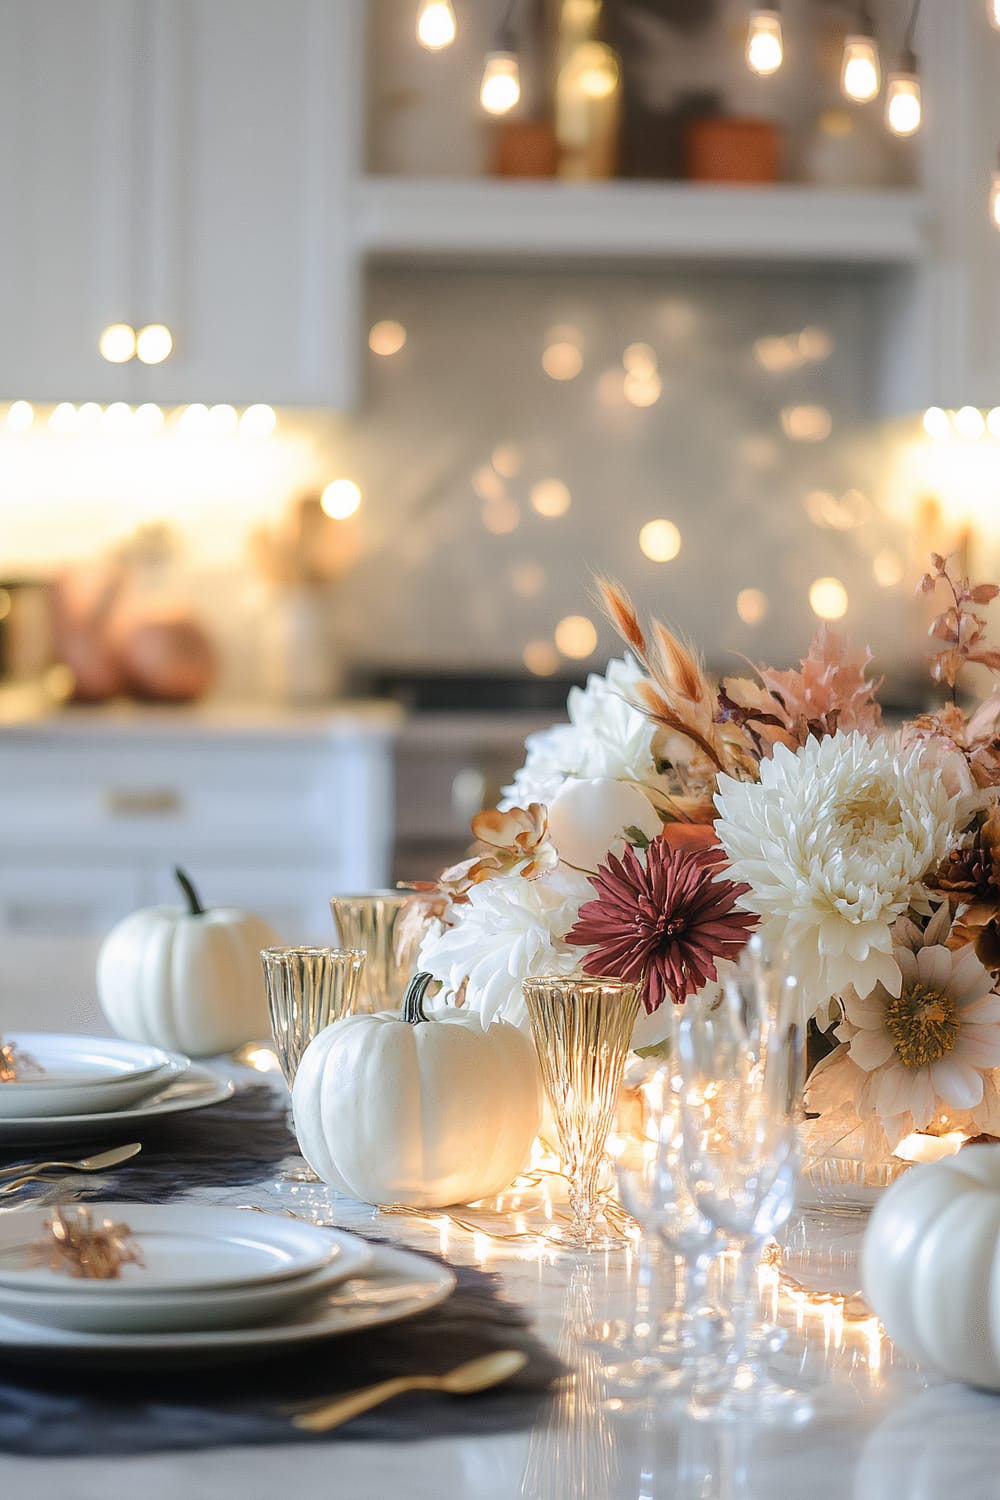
xmin=4 ymin=1064 xmax=999 ymax=1500
xmin=0 ymin=694 xmax=404 ymax=740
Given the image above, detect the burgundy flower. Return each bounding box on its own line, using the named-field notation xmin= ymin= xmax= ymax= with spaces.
xmin=565 ymin=838 xmax=756 ymax=1014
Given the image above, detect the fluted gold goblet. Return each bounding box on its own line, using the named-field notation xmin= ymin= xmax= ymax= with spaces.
xmin=523 ymin=974 xmax=641 ymax=1252
xmin=330 ymin=891 xmax=419 ymax=1014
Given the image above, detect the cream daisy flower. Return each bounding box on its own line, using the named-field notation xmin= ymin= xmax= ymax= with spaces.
xmin=828 ymin=909 xmax=1000 ymax=1144
xmin=715 ymin=731 xmax=956 ymax=1016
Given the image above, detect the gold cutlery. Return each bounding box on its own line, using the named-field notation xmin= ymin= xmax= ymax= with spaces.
xmin=0 ymin=1142 xmax=142 ymax=1194
xmin=292 ymin=1349 xmax=528 ymax=1432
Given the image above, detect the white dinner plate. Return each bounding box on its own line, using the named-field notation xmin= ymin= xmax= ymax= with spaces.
xmin=0 ymin=1035 xmax=188 ymax=1119
xmin=0 ymin=1202 xmax=362 ymax=1295
xmin=0 ymin=1230 xmax=371 ymax=1333
xmin=0 ymin=1054 xmax=188 ymax=1120
xmin=0 ymin=1243 xmax=455 ymax=1369
xmin=0 ymin=1065 xmax=234 ymax=1146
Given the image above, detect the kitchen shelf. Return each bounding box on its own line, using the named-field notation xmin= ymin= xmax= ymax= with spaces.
xmin=353 ymin=178 xmax=927 ymax=266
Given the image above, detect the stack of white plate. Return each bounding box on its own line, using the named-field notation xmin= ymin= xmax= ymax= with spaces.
xmin=0 ymin=1202 xmax=456 ymax=1369
xmin=0 ymin=1033 xmax=234 ymax=1145
xmin=0 ymin=1202 xmax=370 ymax=1332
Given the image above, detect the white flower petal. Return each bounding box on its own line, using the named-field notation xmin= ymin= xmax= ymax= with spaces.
xmin=847 ymin=1029 xmax=896 ymax=1070
xmin=906 ymin=1069 xmax=938 ymax=1130
xmin=958 ymin=994 xmax=1000 ymax=1022
xmin=929 ymin=1056 xmax=985 ymax=1111
xmin=952 ymin=1030 xmax=1000 ymax=1069
xmin=916 ymin=944 xmax=955 ymax=992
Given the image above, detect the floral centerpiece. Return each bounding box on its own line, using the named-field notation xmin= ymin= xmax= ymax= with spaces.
xmin=416 ymin=555 xmax=1000 ymax=1161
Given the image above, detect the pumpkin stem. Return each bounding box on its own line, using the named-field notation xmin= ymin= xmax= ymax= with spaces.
xmin=402 ymin=972 xmax=436 ymax=1025
xmin=174 ymin=866 xmax=205 ymax=916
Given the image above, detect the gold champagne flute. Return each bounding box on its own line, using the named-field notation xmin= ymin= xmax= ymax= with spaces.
xmin=523 ymin=974 xmax=641 ymax=1252
xmin=330 ymin=891 xmax=418 ymax=1014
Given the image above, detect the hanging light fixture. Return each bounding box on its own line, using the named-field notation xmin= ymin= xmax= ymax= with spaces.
xmin=990 ymin=1 xmax=1000 ymax=31
xmin=841 ymin=3 xmax=881 ymax=103
xmin=885 ymin=0 xmax=921 ymax=136
xmin=746 ymin=6 xmax=784 ymax=77
xmin=480 ymin=1 xmax=521 ymax=115
xmin=416 ymin=0 xmax=456 ymax=51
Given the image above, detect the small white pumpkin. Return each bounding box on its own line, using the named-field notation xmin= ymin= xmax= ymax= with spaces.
xmin=292 ymin=972 xmax=542 ymax=1208
xmin=97 ymin=867 xmax=280 ymax=1057
xmin=862 ymin=1144 xmax=1000 ymax=1390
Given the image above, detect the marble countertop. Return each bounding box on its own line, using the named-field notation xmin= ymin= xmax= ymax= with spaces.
xmin=6 ymin=1095 xmax=1000 ymax=1500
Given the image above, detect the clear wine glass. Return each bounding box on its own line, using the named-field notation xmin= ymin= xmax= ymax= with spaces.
xmin=674 ymin=980 xmax=810 ymax=1420
xmin=601 ymin=1058 xmax=682 ymax=1396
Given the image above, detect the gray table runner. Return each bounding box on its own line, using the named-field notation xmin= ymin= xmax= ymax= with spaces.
xmin=0 ymin=1087 xmax=564 ymax=1456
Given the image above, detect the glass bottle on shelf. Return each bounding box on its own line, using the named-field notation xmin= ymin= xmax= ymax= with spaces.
xmin=555 ymin=0 xmax=623 ymax=180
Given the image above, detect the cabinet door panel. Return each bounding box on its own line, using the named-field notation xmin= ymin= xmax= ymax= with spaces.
xmin=143 ymin=0 xmax=360 ymax=408
xmin=0 ymin=863 xmax=144 ymax=937
xmin=0 ymin=0 xmax=136 ymax=402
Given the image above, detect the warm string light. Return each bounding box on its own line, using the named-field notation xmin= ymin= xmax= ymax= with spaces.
xmin=745 ymin=6 xmax=783 ymax=77
xmin=480 ymin=50 xmax=520 ymax=114
xmin=415 ymin=0 xmax=456 ymax=51
xmin=885 ymin=0 xmax=922 ymax=137
xmin=841 ymin=3 xmax=881 ymax=103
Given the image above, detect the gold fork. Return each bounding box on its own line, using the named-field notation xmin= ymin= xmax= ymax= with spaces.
xmin=0 ymin=1142 xmax=142 ymax=1194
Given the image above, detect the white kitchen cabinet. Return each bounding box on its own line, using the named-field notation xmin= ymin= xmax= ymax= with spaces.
xmin=908 ymin=3 xmax=1000 ymax=411
xmin=0 ymin=1 xmax=997 ymax=413
xmin=0 ymin=1 xmax=136 ymax=404
xmin=0 ymin=0 xmax=361 ymax=408
xmin=0 ymin=703 xmax=400 ymax=943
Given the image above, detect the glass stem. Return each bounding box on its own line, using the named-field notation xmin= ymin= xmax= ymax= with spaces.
xmin=630 ymin=1232 xmax=659 ymax=1357
xmin=570 ymin=1158 xmax=603 ymax=1241
xmin=725 ymin=1237 xmax=761 ymax=1372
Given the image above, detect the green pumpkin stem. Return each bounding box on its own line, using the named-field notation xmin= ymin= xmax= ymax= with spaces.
xmin=402 ymin=972 xmax=435 ymax=1025
xmin=174 ymin=866 xmax=205 ymax=917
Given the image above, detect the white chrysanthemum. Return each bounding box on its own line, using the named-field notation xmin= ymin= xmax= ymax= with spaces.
xmin=417 ymin=866 xmax=593 ymax=1029
xmin=502 ymin=656 xmax=657 ymax=808
xmin=714 ymin=731 xmax=956 ymax=1013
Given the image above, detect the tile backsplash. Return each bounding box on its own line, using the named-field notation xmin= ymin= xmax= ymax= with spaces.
xmin=1 ymin=263 xmax=969 ymax=698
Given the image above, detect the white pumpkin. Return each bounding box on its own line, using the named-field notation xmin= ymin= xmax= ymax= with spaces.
xmin=292 ymin=972 xmax=542 ymax=1208
xmin=862 ymin=1144 xmax=1000 ymax=1390
xmin=97 ymin=867 xmax=280 ymax=1057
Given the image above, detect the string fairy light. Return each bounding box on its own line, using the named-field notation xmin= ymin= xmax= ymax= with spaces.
xmin=480 ymin=0 xmax=521 ymax=115
xmin=745 ymin=4 xmax=783 ymax=77
xmin=885 ymin=0 xmax=922 ymax=136
xmin=415 ymin=0 xmax=456 ymax=51
xmin=840 ymin=1 xmax=881 ymax=103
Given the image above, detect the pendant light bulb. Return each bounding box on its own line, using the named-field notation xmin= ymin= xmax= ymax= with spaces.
xmin=480 ymin=50 xmax=520 ymax=114
xmin=746 ymin=8 xmax=784 ymax=77
xmin=885 ymin=52 xmax=921 ymax=136
xmin=841 ymin=7 xmax=881 ymax=103
xmin=990 ymin=0 xmax=1000 ymax=31
xmin=416 ymin=0 xmax=456 ymax=51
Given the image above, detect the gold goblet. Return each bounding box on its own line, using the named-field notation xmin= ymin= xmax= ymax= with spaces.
xmin=522 ymin=974 xmax=642 ymax=1252
xmin=260 ymin=946 xmax=366 ymax=1090
xmin=330 ymin=890 xmax=418 ymax=1014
